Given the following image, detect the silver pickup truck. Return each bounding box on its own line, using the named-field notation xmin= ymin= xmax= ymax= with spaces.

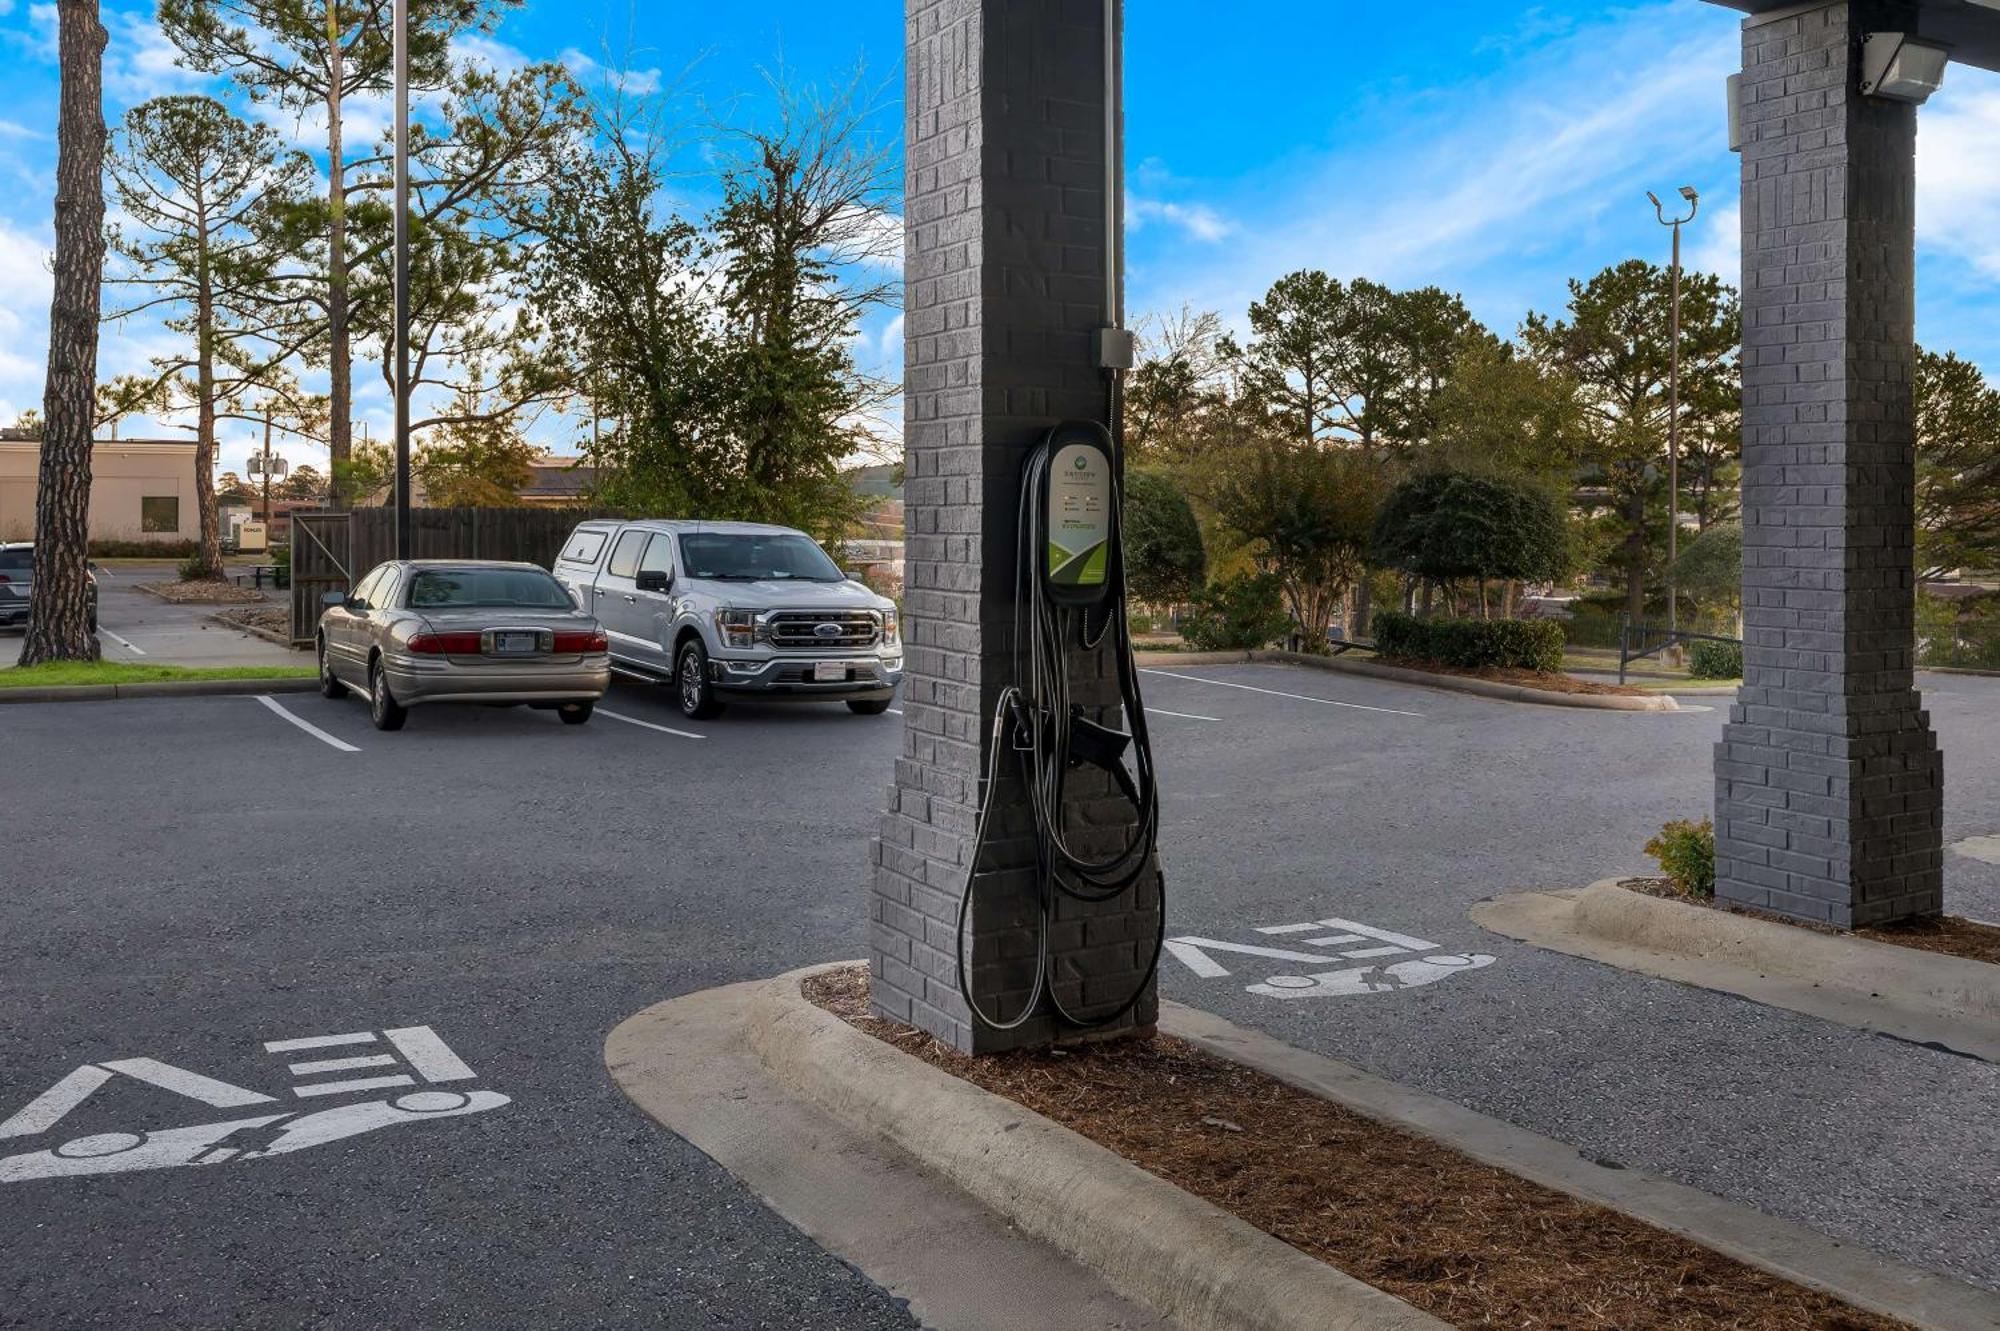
xmin=551 ymin=519 xmax=902 ymax=720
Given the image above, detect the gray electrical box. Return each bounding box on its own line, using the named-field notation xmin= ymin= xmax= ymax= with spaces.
xmin=1094 ymin=326 xmax=1137 ymax=371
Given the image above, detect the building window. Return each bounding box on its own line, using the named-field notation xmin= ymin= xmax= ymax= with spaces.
xmin=141 ymin=496 xmax=180 ymax=533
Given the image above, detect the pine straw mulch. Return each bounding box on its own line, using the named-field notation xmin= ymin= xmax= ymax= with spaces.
xmin=1372 ymin=656 xmax=1650 ymax=698
xmin=136 ymin=579 xmax=269 ymax=605
xmin=805 ymin=966 xmax=1900 ymax=1331
xmin=1620 ymin=878 xmax=2000 ymax=966
xmin=210 ymin=605 xmax=290 ymax=636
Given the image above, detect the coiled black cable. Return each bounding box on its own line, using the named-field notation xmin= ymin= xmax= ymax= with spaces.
xmin=954 ymin=426 xmax=1165 ymax=1034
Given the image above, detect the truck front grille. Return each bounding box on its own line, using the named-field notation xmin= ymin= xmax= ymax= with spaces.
xmin=766 ymin=610 xmax=879 ymax=649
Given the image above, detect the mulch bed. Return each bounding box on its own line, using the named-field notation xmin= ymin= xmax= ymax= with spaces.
xmin=211 ymin=606 xmax=290 ymax=637
xmin=136 ymin=579 xmax=269 ymax=605
xmin=1620 ymin=878 xmax=2000 ymax=966
xmin=1372 ymin=656 xmax=1649 ymax=698
xmin=806 ymin=965 xmax=1901 ymax=1331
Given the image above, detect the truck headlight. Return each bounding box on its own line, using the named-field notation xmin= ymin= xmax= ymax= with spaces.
xmin=716 ymin=608 xmax=757 ymax=648
xmin=880 ymin=608 xmax=899 ymax=647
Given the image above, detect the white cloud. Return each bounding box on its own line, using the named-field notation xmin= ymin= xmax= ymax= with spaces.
xmin=1686 ymin=198 xmax=1739 ymax=281
xmin=1127 ymin=5 xmax=1741 ymax=331
xmin=1918 ymin=76 xmax=2000 ymax=282
xmin=560 ymin=47 xmax=663 ymax=97
xmin=0 ymin=221 xmax=51 ymax=417
xmin=1127 ymin=195 xmax=1234 ymax=244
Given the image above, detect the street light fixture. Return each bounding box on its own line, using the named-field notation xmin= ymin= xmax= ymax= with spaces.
xmin=1649 ymin=184 xmax=1698 ymax=640
xmin=392 ymin=0 xmax=412 ymax=559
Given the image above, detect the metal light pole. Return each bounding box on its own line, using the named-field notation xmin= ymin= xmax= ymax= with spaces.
xmin=392 ymin=0 xmax=412 ymax=559
xmin=1649 ymin=185 xmax=1698 ymax=637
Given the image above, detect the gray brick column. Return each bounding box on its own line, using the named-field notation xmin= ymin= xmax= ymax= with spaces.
xmin=868 ymin=0 xmax=1159 ymax=1054
xmin=1717 ymin=0 xmax=1944 ymax=927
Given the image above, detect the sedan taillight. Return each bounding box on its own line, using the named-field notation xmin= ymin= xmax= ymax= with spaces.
xmin=553 ymin=630 xmax=607 ymax=654
xmin=408 ymin=632 xmax=484 ymax=655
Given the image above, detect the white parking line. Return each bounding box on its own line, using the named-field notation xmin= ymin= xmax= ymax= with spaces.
xmin=886 ymin=707 xmax=903 ymax=715
xmin=99 ymin=628 xmax=146 ymax=656
xmin=597 ymin=708 xmax=706 ymax=741
xmin=1140 ymin=668 xmax=1422 ymax=718
xmin=254 ymin=695 xmax=361 ymax=752
xmin=1146 ymin=706 xmax=1221 ymax=722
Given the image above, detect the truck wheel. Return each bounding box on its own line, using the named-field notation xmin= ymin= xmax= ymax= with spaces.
xmin=846 ymin=698 xmax=893 ymax=716
xmin=676 ymin=640 xmax=726 ymax=720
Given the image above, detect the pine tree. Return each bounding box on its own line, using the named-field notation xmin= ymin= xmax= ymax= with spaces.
xmin=20 ymin=0 xmax=107 ymax=666
xmin=105 ymin=95 xmax=313 ymax=577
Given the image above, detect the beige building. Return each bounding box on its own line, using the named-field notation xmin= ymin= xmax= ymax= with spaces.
xmin=0 ymin=434 xmax=200 ymax=545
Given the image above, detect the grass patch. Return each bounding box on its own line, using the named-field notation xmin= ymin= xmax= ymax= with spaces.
xmin=0 ymin=661 xmax=313 ymax=690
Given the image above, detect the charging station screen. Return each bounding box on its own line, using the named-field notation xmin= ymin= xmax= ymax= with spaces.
xmin=1047 ymin=443 xmax=1111 ymax=592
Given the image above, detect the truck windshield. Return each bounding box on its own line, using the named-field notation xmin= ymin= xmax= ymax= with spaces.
xmin=679 ymin=533 xmax=843 ymax=582
xmin=407 ymin=568 xmax=572 ymax=609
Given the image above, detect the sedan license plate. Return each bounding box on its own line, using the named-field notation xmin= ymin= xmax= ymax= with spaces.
xmin=492 ymin=632 xmax=542 ymax=656
xmin=814 ymin=661 xmax=848 ymax=682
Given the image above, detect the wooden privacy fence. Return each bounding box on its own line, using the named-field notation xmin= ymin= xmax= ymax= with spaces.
xmin=288 ymin=506 xmax=623 ymax=645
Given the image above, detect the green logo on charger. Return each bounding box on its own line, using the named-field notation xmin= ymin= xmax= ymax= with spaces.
xmin=1073 ymin=456 xmax=1088 ymax=469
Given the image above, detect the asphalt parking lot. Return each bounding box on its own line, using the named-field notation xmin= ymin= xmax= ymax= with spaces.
xmin=2 ymin=663 xmax=1997 ymax=1326
xmin=0 ymin=562 xmax=296 ymax=669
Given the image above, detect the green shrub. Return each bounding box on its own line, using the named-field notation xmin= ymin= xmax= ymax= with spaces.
xmin=1687 ymin=639 xmax=1743 ymax=679
xmin=1373 ymin=610 xmax=1565 ymax=672
xmin=177 ymin=554 xmax=223 ymax=583
xmin=1179 ymin=573 xmax=1292 ymax=651
xmin=1643 ymin=818 xmax=1716 ymax=898
xmin=88 ymin=538 xmax=199 ymax=559
xmin=1917 ymin=593 xmax=2000 ymax=670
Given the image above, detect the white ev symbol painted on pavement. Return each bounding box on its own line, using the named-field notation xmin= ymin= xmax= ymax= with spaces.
xmin=0 ymin=1026 xmax=507 ymax=1184
xmin=1246 ymin=952 xmax=1496 ymax=1000
xmin=1163 ymin=915 xmax=1497 ymax=1002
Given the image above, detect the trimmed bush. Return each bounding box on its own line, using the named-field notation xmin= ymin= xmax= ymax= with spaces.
xmin=88 ymin=538 xmax=199 ymax=558
xmin=1179 ymin=572 xmax=1292 ymax=651
xmin=1643 ymin=818 xmax=1716 ymax=899
xmin=1687 ymin=639 xmax=1743 ymax=679
xmin=1373 ymin=610 xmax=1565 ymax=673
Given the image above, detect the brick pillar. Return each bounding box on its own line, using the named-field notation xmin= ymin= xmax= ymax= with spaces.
xmin=1716 ymin=0 xmax=1944 ymax=927
xmin=868 ymin=0 xmax=1159 ymax=1053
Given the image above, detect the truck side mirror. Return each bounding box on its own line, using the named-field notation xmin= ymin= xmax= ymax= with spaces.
xmin=635 ymin=569 xmax=672 ymax=593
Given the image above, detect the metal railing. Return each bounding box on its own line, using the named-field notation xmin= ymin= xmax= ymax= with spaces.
xmin=1618 ymin=619 xmax=1741 ymax=685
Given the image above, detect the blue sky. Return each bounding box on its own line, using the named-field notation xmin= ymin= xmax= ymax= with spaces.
xmin=1 ymin=0 xmax=1997 ymax=479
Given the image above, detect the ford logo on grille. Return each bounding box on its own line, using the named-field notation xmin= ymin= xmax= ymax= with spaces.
xmin=813 ymin=622 xmax=844 ymax=639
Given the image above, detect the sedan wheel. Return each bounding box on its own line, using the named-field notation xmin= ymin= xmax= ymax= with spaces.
xmin=369 ymin=660 xmax=408 ymax=732
xmin=317 ymin=637 xmax=346 ymax=699
xmin=558 ymin=701 xmax=594 ymax=726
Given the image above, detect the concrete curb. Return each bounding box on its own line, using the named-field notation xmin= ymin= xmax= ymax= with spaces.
xmin=748 ymin=965 xmax=1445 ymax=1331
xmin=1925 ymin=666 xmax=2000 ymax=679
xmin=605 ymin=975 xmax=1173 ymax=1330
xmin=1473 ymin=880 xmax=2000 ymax=1064
xmin=1129 ymin=649 xmax=1682 ymax=710
xmin=0 ymin=677 xmax=318 ymax=705
xmin=1162 ymin=1002 xmax=2000 ymax=1331
xmin=1132 ymin=649 xmax=1256 ymax=667
xmin=201 ymin=610 xmax=302 ymax=650
xmin=1259 ymin=650 xmax=1680 ymax=711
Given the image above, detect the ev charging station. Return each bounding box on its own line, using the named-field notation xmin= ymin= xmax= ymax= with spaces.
xmin=869 ymin=0 xmax=1164 ymax=1054
xmin=951 ymin=419 xmax=1165 ymax=1036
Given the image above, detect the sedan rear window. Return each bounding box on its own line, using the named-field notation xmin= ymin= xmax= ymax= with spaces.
xmin=407 ymin=569 xmax=572 ymax=609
